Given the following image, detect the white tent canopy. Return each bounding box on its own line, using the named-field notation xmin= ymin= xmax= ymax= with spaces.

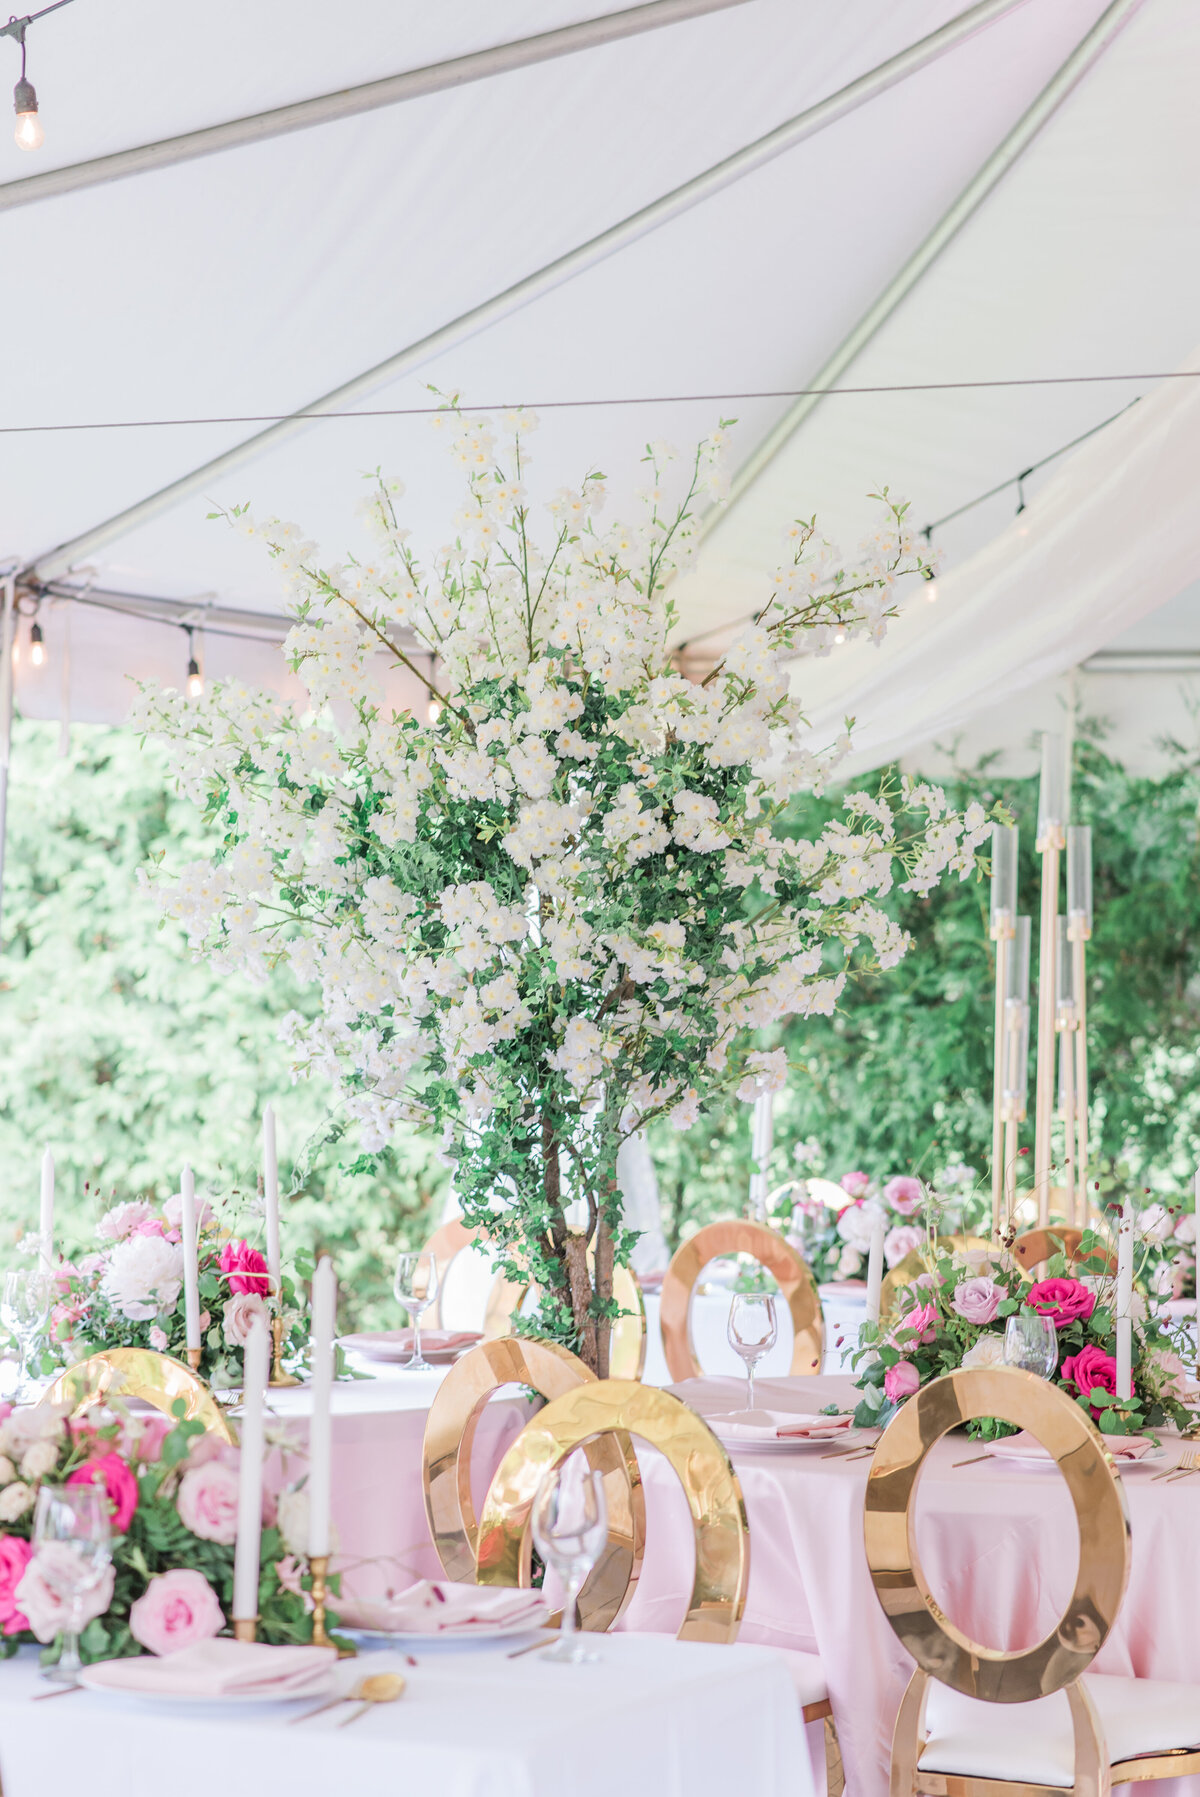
xmin=5 ymin=0 xmax=1199 ymax=773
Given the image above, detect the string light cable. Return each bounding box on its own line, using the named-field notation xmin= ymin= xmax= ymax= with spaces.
xmin=1 ymin=0 xmax=77 ymax=152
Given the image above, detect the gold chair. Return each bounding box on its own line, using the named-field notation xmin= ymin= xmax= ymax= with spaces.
xmin=481 ymin=1255 xmax=648 ymax=1381
xmin=1012 ymin=1227 xmax=1116 ymax=1278
xmin=659 ymin=1219 xmax=823 ymax=1383
xmin=419 ymin=1217 xmax=526 ymax=1333
xmin=421 ymin=1336 xmax=643 ymax=1631
xmin=44 ymin=1348 xmax=236 ymax=1442
xmin=864 ymin=1364 xmax=1200 ymax=1794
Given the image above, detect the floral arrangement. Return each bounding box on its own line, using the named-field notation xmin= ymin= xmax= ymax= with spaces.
xmin=136 ymin=406 xmax=993 ymax=1373
xmin=45 ymin=1193 xmax=309 ymax=1388
xmin=0 ymin=1399 xmax=321 ymax=1664
xmin=773 ymin=1154 xmax=983 ymax=1285
xmin=852 ymin=1232 xmax=1193 ymax=1438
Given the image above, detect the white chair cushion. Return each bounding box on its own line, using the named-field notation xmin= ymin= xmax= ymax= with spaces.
xmin=920 ymin=1674 xmax=1200 ymax=1786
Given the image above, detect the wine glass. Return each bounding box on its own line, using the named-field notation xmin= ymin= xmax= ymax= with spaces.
xmin=1003 ymin=1310 xmax=1059 ymax=1378
xmin=33 ymin=1484 xmax=113 ymax=1684
xmin=393 ymin=1251 xmax=439 ymax=1371
xmin=727 ymin=1291 xmax=778 ymax=1411
xmin=531 ymin=1453 xmax=608 ymax=1664
xmin=1 ymin=1270 xmax=52 ymax=1401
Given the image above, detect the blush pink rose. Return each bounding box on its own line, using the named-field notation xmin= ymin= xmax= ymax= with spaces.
xmin=884 ymin=1360 xmax=921 ymax=1402
xmin=129 ymin=1569 xmax=224 ymax=1655
xmin=1026 ymin=1277 xmax=1096 ymax=1331
xmin=223 ymin=1291 xmax=269 ymax=1349
xmin=840 ymin=1171 xmax=871 ymax=1199
xmin=220 ymin=1240 xmax=270 ymax=1296
xmin=177 ymin=1459 xmax=240 ymax=1544
xmin=883 ymin=1176 xmax=923 ymax=1215
xmin=897 ymin=1300 xmax=939 ymax=1344
xmin=950 ymin=1276 xmax=1002 ymax=1326
xmin=0 ymin=1535 xmax=32 ymax=1635
xmin=67 ymin=1451 xmax=139 ymax=1534
xmin=130 ymin=1414 xmax=172 ymax=1464
xmin=148 ymin=1326 xmax=169 ymax=1352
xmin=15 ymin=1545 xmax=114 ymax=1643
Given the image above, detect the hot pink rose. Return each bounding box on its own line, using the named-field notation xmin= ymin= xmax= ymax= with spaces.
xmin=67 ymin=1451 xmax=139 ymax=1534
xmin=130 ymin=1414 xmax=172 ymax=1464
xmin=884 ymin=1176 xmax=923 ymax=1215
xmin=1061 ymin=1343 xmax=1118 ymax=1412
xmin=0 ymin=1535 xmax=32 ymax=1635
xmin=884 ymin=1360 xmax=921 ymax=1402
xmin=840 ymin=1171 xmax=871 ymax=1199
xmin=1026 ymin=1277 xmax=1096 ymax=1331
xmin=177 ymin=1458 xmax=240 ymax=1544
xmin=15 ymin=1546 xmax=114 ymax=1643
xmin=219 ymin=1239 xmax=270 ymax=1296
xmin=129 ymin=1569 xmax=224 ymax=1655
xmin=951 ymin=1276 xmax=1002 ymax=1326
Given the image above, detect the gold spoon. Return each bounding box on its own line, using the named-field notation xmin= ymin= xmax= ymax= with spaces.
xmin=336 ymin=1671 xmax=407 ymax=1727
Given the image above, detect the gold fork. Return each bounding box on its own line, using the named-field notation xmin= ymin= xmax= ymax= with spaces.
xmin=1165 ymin=1451 xmax=1200 ymax=1483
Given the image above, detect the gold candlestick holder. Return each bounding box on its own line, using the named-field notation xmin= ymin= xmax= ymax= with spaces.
xmin=270 ymin=1312 xmax=300 ymax=1388
xmin=233 ymin=1615 xmax=258 ymax=1643
xmin=187 ymin=1347 xmax=202 ymax=1372
xmin=309 ymin=1554 xmax=330 ymax=1648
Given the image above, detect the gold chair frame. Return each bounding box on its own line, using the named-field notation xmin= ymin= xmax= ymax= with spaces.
xmin=45 ymin=1348 xmax=236 ymax=1443
xmin=421 ymin=1336 xmax=643 ymax=1632
xmin=864 ymin=1366 xmax=1200 ymax=1794
xmin=420 ymin=1218 xmax=525 ymax=1333
xmin=482 ymin=1259 xmax=647 ymax=1381
xmin=659 ymin=1219 xmax=823 ymax=1383
xmin=1012 ymin=1227 xmax=1116 ymax=1277
xmin=476 ymin=1378 xmax=749 ymax=1644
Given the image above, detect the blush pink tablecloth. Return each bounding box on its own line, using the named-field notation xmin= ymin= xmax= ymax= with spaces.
xmin=619 ymin=1373 xmax=1200 ymax=1797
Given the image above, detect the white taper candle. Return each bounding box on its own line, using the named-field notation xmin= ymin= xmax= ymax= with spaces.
xmin=263 ymin=1105 xmax=281 ymax=1303
xmin=866 ymin=1218 xmax=885 ymax=1325
xmin=180 ymin=1165 xmax=201 ymax=1355
xmin=1115 ymin=1200 xmax=1133 ymax=1402
xmin=308 ymin=1255 xmax=336 ymax=1559
xmin=38 ymin=1149 xmax=55 ymax=1275
xmin=232 ymin=1315 xmax=269 ymax=1623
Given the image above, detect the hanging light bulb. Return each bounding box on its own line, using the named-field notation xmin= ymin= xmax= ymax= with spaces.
xmin=13 ymin=74 xmax=41 ymax=150
xmin=29 ymin=619 xmax=44 ymax=666
xmin=185 ymin=626 xmax=204 ymax=698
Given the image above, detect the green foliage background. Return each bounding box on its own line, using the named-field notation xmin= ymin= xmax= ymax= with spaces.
xmin=3 ymin=717 xmax=1198 ymax=1315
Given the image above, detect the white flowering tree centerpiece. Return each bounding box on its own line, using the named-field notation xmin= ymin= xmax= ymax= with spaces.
xmin=138 ymin=408 xmax=991 ymax=1375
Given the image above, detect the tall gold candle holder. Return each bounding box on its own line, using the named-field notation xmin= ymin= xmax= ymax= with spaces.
xmin=270 ymin=1310 xmax=300 ymax=1388
xmin=1033 ymin=734 xmax=1066 ymax=1227
xmin=309 ymin=1554 xmax=331 ymax=1649
xmin=988 ymin=825 xmax=1019 ymax=1241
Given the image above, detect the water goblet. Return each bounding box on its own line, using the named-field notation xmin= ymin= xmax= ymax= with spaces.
xmin=727 ymin=1291 xmax=778 ymax=1411
xmin=530 ymin=1453 xmax=608 ymax=1664
xmin=393 ymin=1251 xmax=439 ymax=1371
xmin=1003 ymin=1310 xmax=1059 ymax=1378
xmin=1 ymin=1270 xmax=52 ymax=1401
xmin=33 ymin=1484 xmax=113 ymax=1685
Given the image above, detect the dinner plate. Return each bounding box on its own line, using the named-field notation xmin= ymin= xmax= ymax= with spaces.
xmin=339 ymin=1330 xmax=482 ymax=1365
xmin=344 ymin=1622 xmax=548 ymax=1648
xmin=77 ymin=1667 xmax=336 ymax=1706
xmin=983 ymin=1432 xmax=1168 ymax=1471
xmin=705 ymin=1411 xmax=862 ymax=1452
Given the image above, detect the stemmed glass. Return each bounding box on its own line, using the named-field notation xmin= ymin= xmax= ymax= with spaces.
xmin=2 ymin=1270 xmax=52 ymax=1401
xmin=1003 ymin=1311 xmax=1059 ymax=1378
xmin=393 ymin=1251 xmax=439 ymax=1371
xmin=33 ymin=1485 xmax=113 ymax=1685
xmin=531 ymin=1453 xmax=608 ymax=1664
xmin=727 ymin=1292 xmax=778 ymax=1411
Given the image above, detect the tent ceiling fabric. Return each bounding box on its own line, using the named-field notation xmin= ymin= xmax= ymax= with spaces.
xmin=7 ymin=0 xmax=1199 ymax=764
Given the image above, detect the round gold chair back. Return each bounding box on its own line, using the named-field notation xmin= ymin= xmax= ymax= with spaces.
xmin=864 ymin=1365 xmax=1128 ymax=1702
xmin=878 ymin=1234 xmax=993 ymax=1324
xmin=420 ymin=1218 xmax=526 ymax=1332
xmin=421 ymin=1336 xmax=643 ymax=1632
xmin=482 ymin=1261 xmax=647 ymax=1381
xmin=659 ymin=1219 xmax=822 ymax=1383
xmin=476 ymin=1379 xmax=749 ymax=1643
xmin=44 ymin=1349 xmax=236 ymax=1443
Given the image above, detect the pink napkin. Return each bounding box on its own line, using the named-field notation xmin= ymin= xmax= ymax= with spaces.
xmin=985 ymin=1430 xmax=1157 ymax=1463
xmin=82 ymin=1639 xmax=336 ymax=1699
xmin=335 ymin=1579 xmax=549 ymax=1636
xmin=710 ymin=1409 xmax=856 ymax=1443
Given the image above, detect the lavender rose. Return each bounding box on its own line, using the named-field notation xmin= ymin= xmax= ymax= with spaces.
xmin=950 ymin=1276 xmax=1002 ymax=1326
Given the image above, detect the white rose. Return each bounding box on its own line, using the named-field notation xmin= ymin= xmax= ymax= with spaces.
xmin=960 ymin=1335 xmax=1006 ymax=1371
xmin=836 ymin=1199 xmax=887 ymax=1252
xmin=223 ymin=1292 xmax=269 ymax=1349
xmin=19 ymin=1439 xmax=59 ymax=1482
xmin=836 ymin=1245 xmax=863 ymax=1278
xmin=1139 ymin=1203 xmax=1175 ymax=1245
xmin=276 ymin=1486 xmax=310 ymax=1558
xmin=101 ymin=1234 xmax=184 ymax=1321
xmin=0 ymin=1481 xmax=34 ymax=1522
xmin=0 ymin=1456 xmax=15 ymax=1485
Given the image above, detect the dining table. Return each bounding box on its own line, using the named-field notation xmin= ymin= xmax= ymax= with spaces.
xmin=619 ymin=1372 xmax=1200 ymax=1797
xmin=0 ymin=1631 xmax=811 ymax=1797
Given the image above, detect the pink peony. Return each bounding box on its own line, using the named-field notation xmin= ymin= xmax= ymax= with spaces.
xmin=97 ymin=1201 xmax=157 ymax=1241
xmin=163 ymin=1191 xmax=214 ymax=1232
xmin=129 ymin=1569 xmax=224 ymax=1655
xmin=883 ymin=1176 xmax=923 ymax=1215
xmin=1061 ymin=1343 xmax=1118 ymax=1413
xmin=897 ymin=1300 xmax=939 ymax=1344
xmin=177 ymin=1458 xmax=240 ymax=1544
xmin=884 ymin=1224 xmax=924 ymax=1270
xmin=67 ymin=1452 xmax=139 ymax=1534
xmin=840 ymin=1171 xmax=871 ymax=1199
xmin=15 ymin=1545 xmax=114 ymax=1643
xmin=223 ymin=1291 xmax=269 ymax=1349
xmin=219 ymin=1240 xmax=270 ymax=1296
xmin=1026 ymin=1277 xmax=1096 ymax=1331
xmin=132 ymin=1217 xmax=169 ymax=1239
xmin=0 ymin=1535 xmax=32 ymax=1636
xmin=951 ymin=1277 xmax=1002 ymax=1326
xmin=884 ymin=1360 xmax=921 ymax=1402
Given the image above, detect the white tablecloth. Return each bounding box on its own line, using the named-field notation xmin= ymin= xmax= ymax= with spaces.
xmin=0 ymin=1635 xmax=811 ymax=1797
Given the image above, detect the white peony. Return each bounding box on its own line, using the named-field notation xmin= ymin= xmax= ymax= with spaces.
xmin=960 ymin=1335 xmax=1006 ymax=1371
xmin=837 ymin=1198 xmax=887 ymax=1252
xmin=101 ymin=1234 xmax=185 ymax=1321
